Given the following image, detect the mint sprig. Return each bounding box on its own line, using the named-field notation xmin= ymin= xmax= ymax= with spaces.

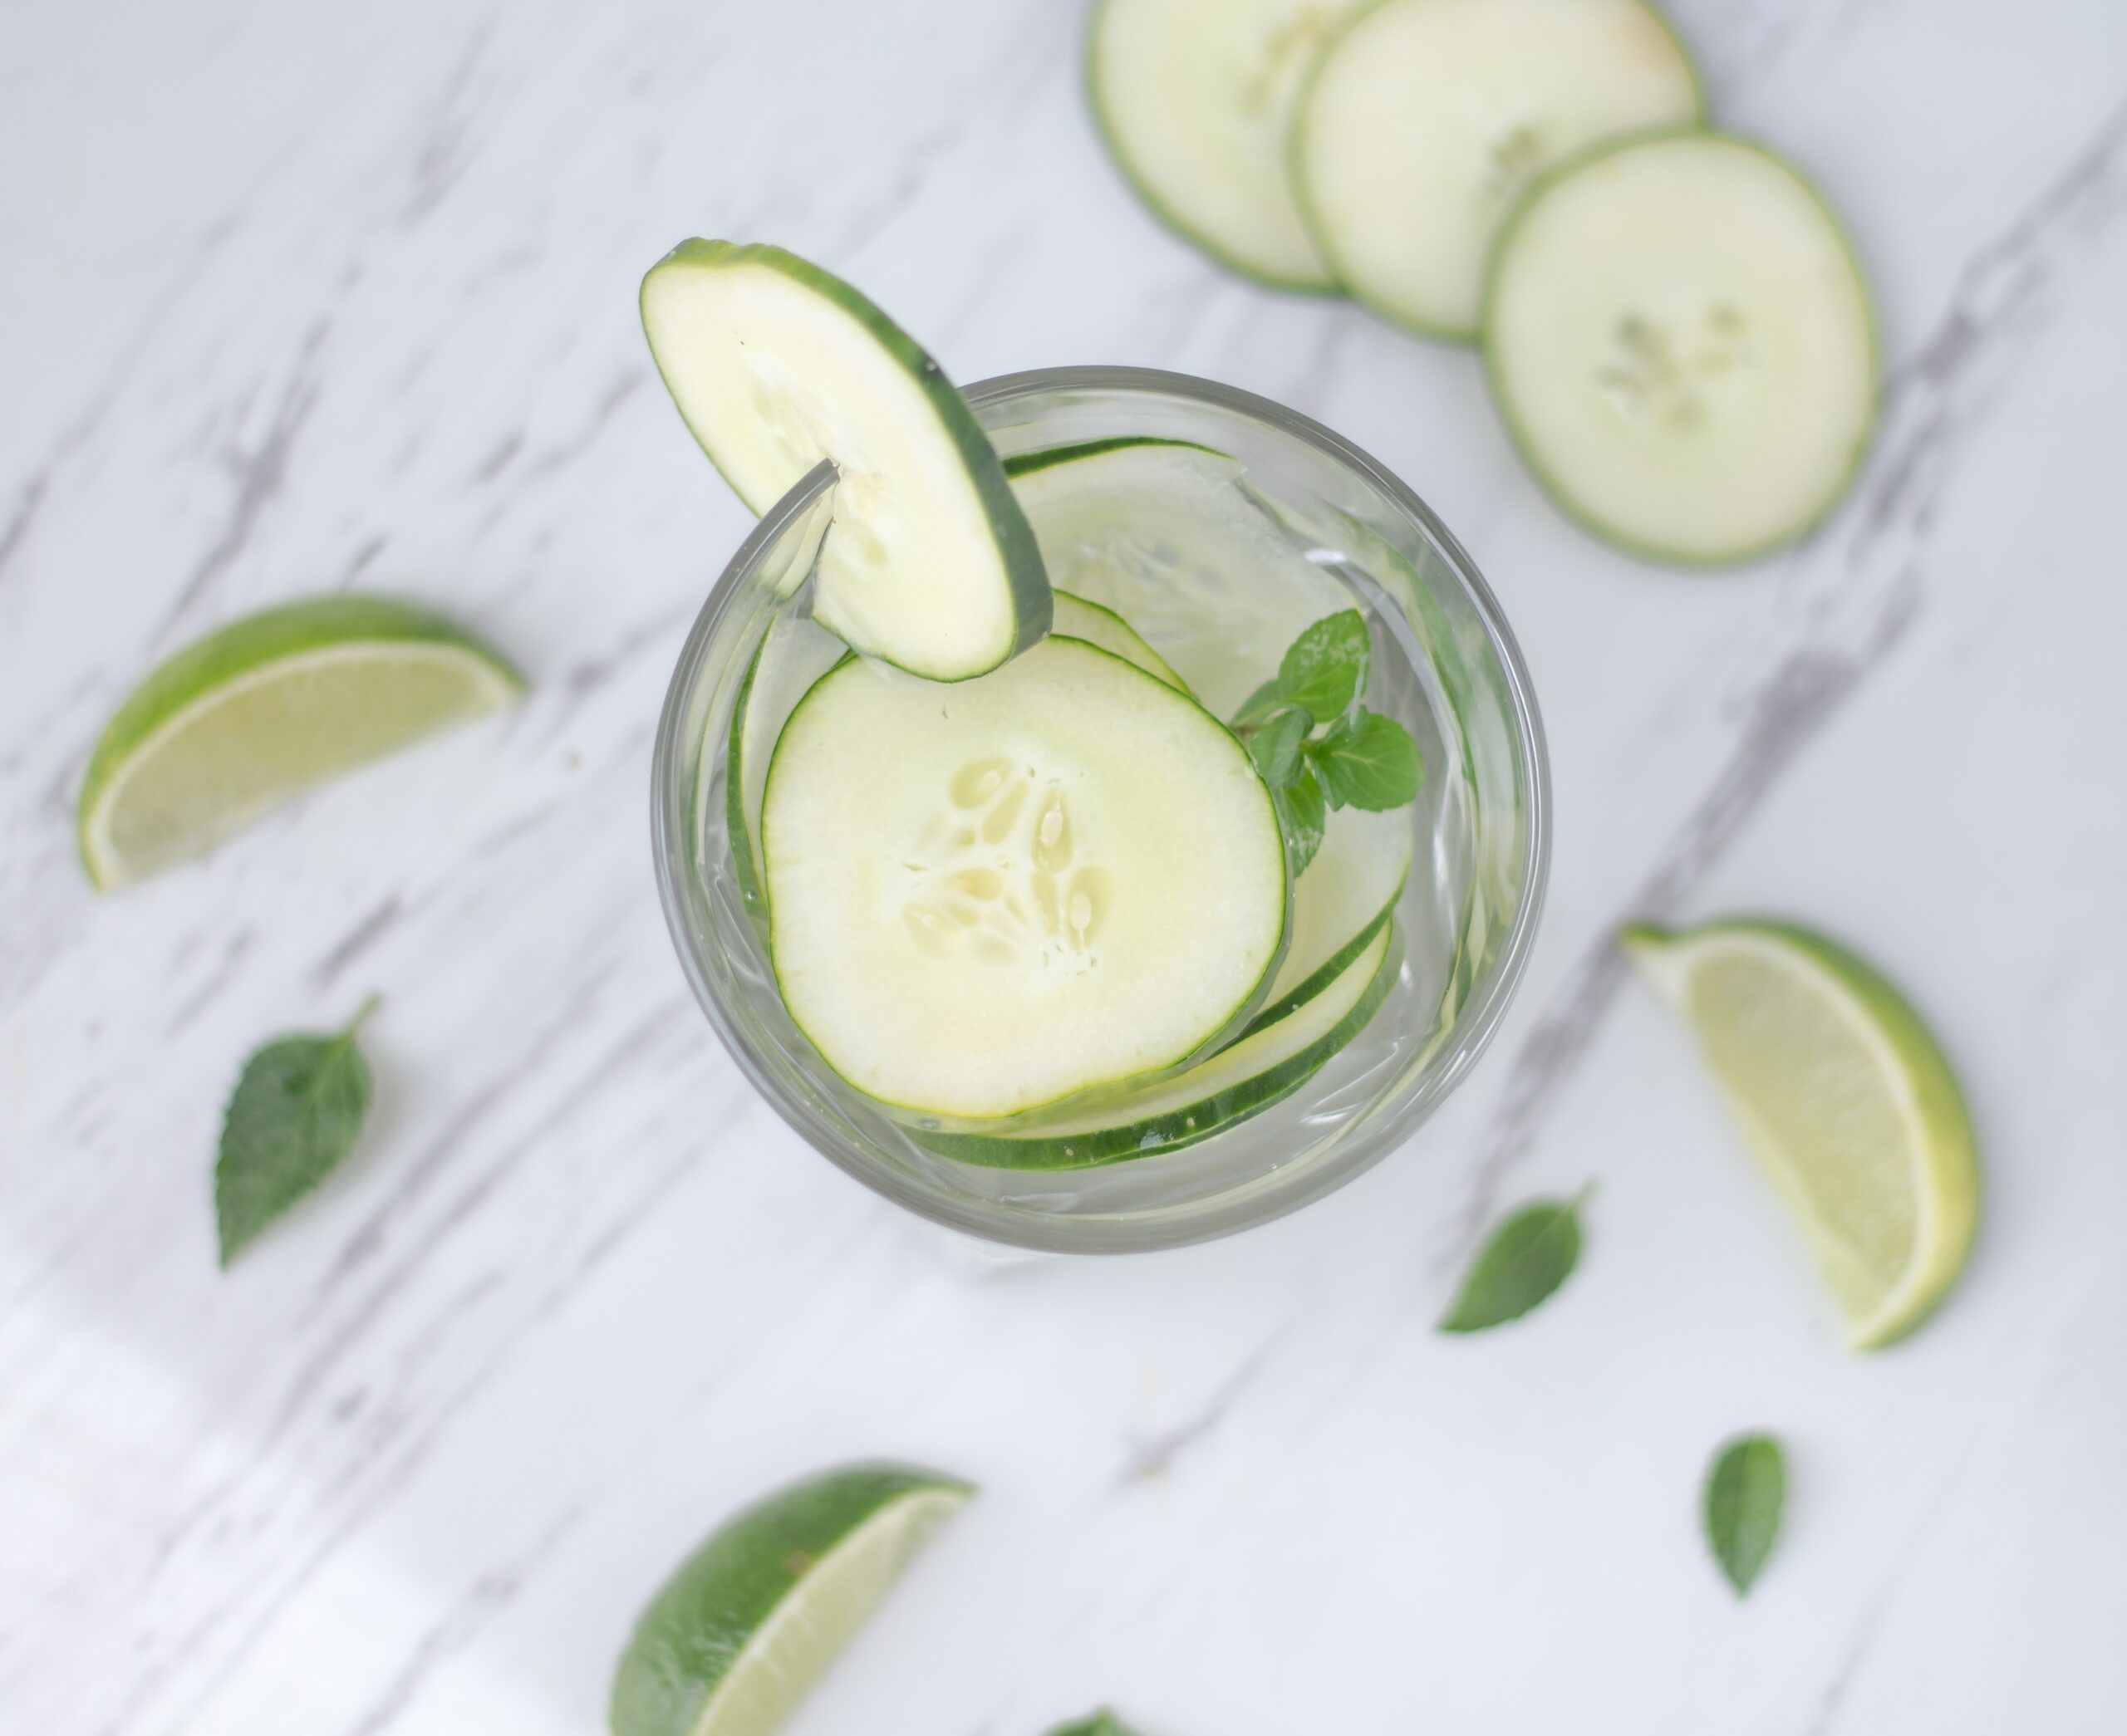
xmin=1230 ymin=611 xmax=1423 ymax=873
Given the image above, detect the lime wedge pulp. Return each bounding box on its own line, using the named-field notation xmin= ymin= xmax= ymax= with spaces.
xmin=77 ymin=596 xmax=523 ymax=890
xmin=1623 ymin=919 xmax=1979 ymax=1349
xmin=610 ymin=1462 xmax=972 ymax=1736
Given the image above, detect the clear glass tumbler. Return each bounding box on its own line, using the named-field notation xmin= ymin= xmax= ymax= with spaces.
xmin=651 ymin=366 xmax=1550 ymax=1253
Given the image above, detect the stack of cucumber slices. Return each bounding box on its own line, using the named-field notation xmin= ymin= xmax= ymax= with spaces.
xmin=1088 ymin=0 xmax=1878 ymax=564
xmin=644 ymin=243 xmax=1412 ymax=1167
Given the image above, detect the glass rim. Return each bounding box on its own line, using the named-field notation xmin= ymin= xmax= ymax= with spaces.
xmin=651 ymin=363 xmax=1552 ymax=1253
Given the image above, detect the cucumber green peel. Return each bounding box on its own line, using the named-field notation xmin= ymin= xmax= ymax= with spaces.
xmin=641 ymin=240 xmax=1051 ymax=679
xmin=920 ymin=921 xmax=1397 ymax=1169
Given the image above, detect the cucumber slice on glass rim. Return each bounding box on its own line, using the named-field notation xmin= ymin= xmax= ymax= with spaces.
xmin=920 ymin=921 xmax=1398 ymax=1169
xmin=1087 ymin=0 xmax=1368 ymax=291
xmin=761 ymin=636 xmax=1287 ymax=1121
xmin=641 ymin=240 xmax=1051 ymax=679
xmin=1291 ymin=0 xmax=1702 ymax=341
xmin=1481 ymin=131 xmax=1877 ymax=564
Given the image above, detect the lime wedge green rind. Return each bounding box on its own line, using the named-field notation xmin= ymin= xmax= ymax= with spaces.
xmin=1623 ymin=918 xmax=1979 ymax=1349
xmin=610 ymin=1462 xmax=972 ymax=1736
xmin=78 ymin=596 xmax=523 ymax=890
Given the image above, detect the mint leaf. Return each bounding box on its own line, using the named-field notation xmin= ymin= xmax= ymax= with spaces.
xmin=1232 ymin=676 xmax=1286 ymax=728
xmin=1277 ymin=610 xmax=1369 ymax=724
xmin=1439 ymin=1189 xmax=1587 ymax=1332
xmin=1274 ymin=766 xmax=1326 ymax=876
xmin=1246 ymin=705 xmax=1313 ymax=787
xmin=1045 ymin=1715 xmax=1144 ymax=1736
xmin=1309 ymin=709 xmax=1422 ymax=811
xmin=1704 ymin=1434 xmax=1786 ymax=1596
xmin=215 ymin=996 xmax=378 ymax=1266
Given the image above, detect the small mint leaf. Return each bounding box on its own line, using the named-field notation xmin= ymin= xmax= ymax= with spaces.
xmin=1309 ymin=709 xmax=1422 ymax=811
xmin=1704 ymin=1434 xmax=1786 ymax=1596
xmin=1439 ymin=1188 xmax=1587 ymax=1332
xmin=215 ymin=997 xmax=379 ymax=1266
xmin=1044 ymin=1714 xmax=1145 ymax=1736
xmin=1246 ymin=706 xmax=1312 ymax=788
xmin=1274 ymin=767 xmax=1326 ymax=877
xmin=1232 ymin=677 xmax=1285 ymax=728
xmin=1277 ymin=610 xmax=1369 ymax=724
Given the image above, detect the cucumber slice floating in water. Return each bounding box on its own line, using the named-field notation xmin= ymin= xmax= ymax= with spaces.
xmin=1245 ymin=804 xmax=1410 ymax=1036
xmin=762 ymin=637 xmax=1287 ymax=1120
xmin=1009 ymin=438 xmax=1353 ymax=717
xmin=1050 ymin=591 xmax=1187 ymax=691
xmin=724 ymin=594 xmax=1174 ymax=917
xmin=641 ymin=240 xmax=1050 ymax=679
xmin=1482 ymin=132 xmax=1877 ymax=563
xmin=725 ymin=614 xmax=848 ymax=917
xmin=1292 ymin=0 xmax=1702 ymax=341
xmin=1088 ymin=0 xmax=1368 ymax=290
xmin=921 ymin=922 xmax=1397 ymax=1169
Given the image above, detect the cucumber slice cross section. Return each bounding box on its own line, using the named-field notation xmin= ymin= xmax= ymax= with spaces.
xmin=724 ymin=594 xmax=1176 ymax=920
xmin=762 ymin=637 xmax=1287 ymax=1121
xmin=1293 ymin=0 xmax=1702 ymax=341
xmin=922 ymin=921 xmax=1398 ymax=1169
xmin=641 ymin=240 xmax=1050 ymax=679
xmin=1481 ymin=132 xmax=1877 ymax=563
xmin=1088 ymin=0 xmax=1369 ymax=290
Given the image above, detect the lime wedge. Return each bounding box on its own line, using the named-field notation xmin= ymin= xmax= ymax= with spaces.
xmin=77 ymin=596 xmax=523 ymax=890
xmin=1623 ymin=919 xmax=1979 ymax=1349
xmin=610 ymin=1463 xmax=972 ymax=1736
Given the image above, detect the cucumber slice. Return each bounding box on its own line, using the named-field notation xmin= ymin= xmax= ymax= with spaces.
xmin=1008 ymin=439 xmax=1354 ymax=717
xmin=1481 ymin=132 xmax=1877 ymax=563
xmin=762 ymin=636 xmax=1287 ymax=1120
xmin=726 ymin=615 xmax=849 ymax=917
xmin=1292 ymin=0 xmax=1702 ymax=341
xmin=641 ymin=241 xmax=1050 ymax=679
xmin=1050 ymin=591 xmax=1187 ymax=691
xmin=1244 ymin=804 xmax=1410 ymax=1036
xmin=1087 ymin=0 xmax=1368 ymax=290
xmin=921 ymin=922 xmax=1397 ymax=1169
xmin=1002 ymin=435 xmax=1221 ymax=482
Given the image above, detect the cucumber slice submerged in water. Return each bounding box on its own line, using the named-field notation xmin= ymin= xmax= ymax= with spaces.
xmin=726 ymin=615 xmax=848 ymax=916
xmin=1009 ymin=438 xmax=1353 ymax=717
xmin=641 ymin=240 xmax=1050 ymax=679
xmin=1245 ymin=803 xmax=1410 ymax=1036
xmin=921 ymin=922 xmax=1397 ymax=1169
xmin=1482 ymin=132 xmax=1877 ymax=563
xmin=1088 ymin=0 xmax=1368 ymax=290
xmin=762 ymin=637 xmax=1286 ymax=1120
xmin=725 ymin=595 xmax=1175 ymax=917
xmin=1293 ymin=0 xmax=1702 ymax=341
xmin=1050 ymin=591 xmax=1187 ymax=691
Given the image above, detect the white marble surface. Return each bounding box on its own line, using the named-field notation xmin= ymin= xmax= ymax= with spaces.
xmin=5 ymin=1 xmax=2126 ymax=1730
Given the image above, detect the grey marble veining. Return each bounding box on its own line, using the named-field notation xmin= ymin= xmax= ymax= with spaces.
xmin=3 ymin=2 xmax=2125 ymax=1733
